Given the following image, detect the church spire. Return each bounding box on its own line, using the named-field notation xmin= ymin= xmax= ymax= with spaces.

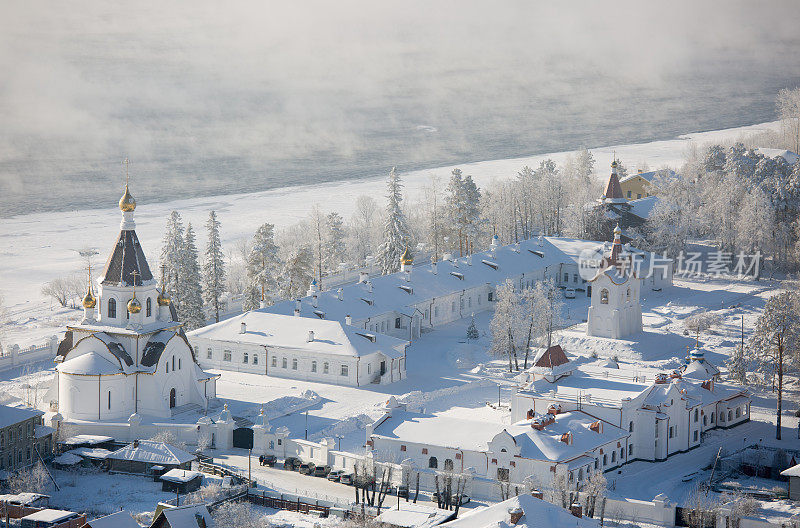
xmin=119 ymin=158 xmax=137 ymax=231
xmin=610 ymin=224 xmax=622 ymax=266
xmin=603 ymin=157 xmax=624 ymax=201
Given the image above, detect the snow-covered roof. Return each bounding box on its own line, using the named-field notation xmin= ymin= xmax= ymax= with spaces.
xmin=619 ymin=169 xmax=676 ymax=186
xmin=372 ymin=409 xmax=625 ymax=463
xmin=107 ymin=440 xmax=195 ymax=465
xmin=155 ymin=504 xmax=214 ymax=528
xmin=57 ymin=351 xmax=122 ymax=375
xmin=375 ymin=502 xmax=454 ymax=528
xmin=20 ymin=509 xmax=78 ymax=523
xmin=264 ymin=237 xmax=611 ymax=324
xmin=188 ymin=311 xmax=408 ymax=359
xmin=0 ymin=404 xmax=43 ymax=429
xmin=0 ymin=493 xmax=48 ymax=506
xmin=627 ymin=196 xmax=659 ymax=220
xmin=440 ymin=493 xmax=599 ymax=528
xmin=85 ymin=510 xmax=139 ymax=528
xmin=62 ymin=435 xmax=114 ymax=446
xmin=52 ymin=453 xmax=83 ymax=466
xmin=680 ymin=354 xmax=720 ymax=380
xmin=526 ymin=366 xmax=651 ymax=407
xmin=781 ymin=463 xmax=800 ymax=478
xmin=755 ymin=148 xmax=799 ymax=165
xmin=160 ymin=469 xmax=203 ymax=483
xmin=67 ymin=447 xmax=112 ymax=460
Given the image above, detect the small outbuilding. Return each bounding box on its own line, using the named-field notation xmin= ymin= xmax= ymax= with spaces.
xmin=83 ymin=510 xmax=140 ymax=528
xmin=160 ymin=469 xmax=203 ymax=494
xmin=150 ymin=503 xmax=214 ymax=528
xmin=51 ymin=452 xmax=83 ymax=470
xmin=782 ymin=463 xmax=800 ymax=501
xmin=0 ymin=493 xmax=49 ymax=508
xmin=20 ymin=509 xmax=82 ymax=528
xmin=107 ymin=440 xmax=195 ymax=475
xmin=59 ymin=435 xmax=116 ymax=451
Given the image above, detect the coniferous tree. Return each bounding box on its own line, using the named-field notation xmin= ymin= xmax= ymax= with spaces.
xmin=281 ymin=246 xmax=314 ymax=300
xmin=180 ymin=223 xmax=205 ymax=329
xmin=727 ymin=343 xmax=747 ymax=384
xmin=377 ymin=167 xmax=410 ymax=274
xmin=161 ymin=211 xmax=185 ymax=309
xmin=245 ymin=223 xmax=281 ymax=310
xmin=466 ymin=317 xmax=479 ymax=341
xmin=203 ymin=211 xmax=226 ymax=323
xmin=325 ymin=212 xmax=347 ymax=272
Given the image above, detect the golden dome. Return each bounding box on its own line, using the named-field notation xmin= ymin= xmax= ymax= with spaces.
xmin=119 ymin=184 xmax=136 ymax=212
xmin=157 ymin=289 xmax=171 ymax=306
xmin=400 ymin=245 xmax=413 ymax=265
xmin=127 ymin=295 xmax=142 ymax=314
xmin=82 ymin=286 xmax=96 ymax=309
xmin=610 ymin=160 xmax=618 ymax=169
xmin=613 ymin=224 xmax=622 ymax=235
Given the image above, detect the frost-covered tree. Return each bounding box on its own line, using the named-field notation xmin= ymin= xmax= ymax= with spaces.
xmin=161 ymin=211 xmax=185 ymax=308
xmin=309 ymin=205 xmax=326 ymax=285
xmin=245 ymin=223 xmax=281 ymax=310
xmin=202 ymin=211 xmax=226 ymax=323
xmin=443 ymin=169 xmax=482 ymax=255
xmin=521 ymin=279 xmax=562 ymax=369
xmin=726 ymin=343 xmax=747 ymax=385
xmin=348 ymin=195 xmax=379 ymax=266
xmin=179 ymin=224 xmax=205 ymax=329
xmin=325 ymin=211 xmax=347 ymax=272
xmin=490 ymin=280 xmax=524 ymax=371
xmin=466 ymin=317 xmax=479 ymax=341
xmin=777 ymin=87 xmax=800 ymax=154
xmin=563 ymin=148 xmax=597 ymax=238
xmin=280 ymin=245 xmax=314 ymax=300
xmin=683 ymin=311 xmax=722 ymax=345
xmin=422 ymin=175 xmax=445 ymax=262
xmin=748 ymin=291 xmax=800 ymax=439
xmin=377 ymin=167 xmax=411 ymax=274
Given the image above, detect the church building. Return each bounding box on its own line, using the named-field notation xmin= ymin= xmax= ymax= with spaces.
xmin=51 ymin=181 xmax=218 ymax=422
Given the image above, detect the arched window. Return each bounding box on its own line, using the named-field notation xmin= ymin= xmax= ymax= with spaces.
xmin=578 ymin=468 xmax=584 ymax=481
xmin=428 ymin=457 xmax=438 ymax=469
xmin=629 ymin=421 xmax=634 ymax=433
xmin=169 ymin=388 xmax=176 ymax=409
xmin=108 ymin=298 xmax=117 ymax=318
xmin=603 ymin=454 xmax=607 ymax=465
xmin=243 ymin=352 xmax=249 ymax=364
xmin=253 ymin=355 xmax=258 ymax=365
xmin=444 ymin=459 xmax=454 ymax=471
xmin=146 ymin=297 xmax=152 ymax=317
xmin=600 ymin=289 xmax=609 ymax=304
xmin=626 ymin=288 xmax=630 ymax=300
xmin=611 ymin=451 xmax=616 ymax=463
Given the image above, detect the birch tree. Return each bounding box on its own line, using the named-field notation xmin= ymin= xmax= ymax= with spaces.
xmin=490 ymin=279 xmax=523 ymax=371
xmin=202 ymin=211 xmax=226 ymax=323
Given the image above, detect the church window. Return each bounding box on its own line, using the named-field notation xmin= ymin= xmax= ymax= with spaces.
xmin=736 ymin=407 xmax=740 ymax=418
xmin=611 ymin=451 xmax=616 ymax=463
xmin=146 ymin=297 xmax=152 ymax=317
xmin=425 ymin=309 xmax=429 ymax=319
xmin=223 ymin=350 xmax=232 ymax=362
xmin=166 ymin=363 xmax=169 ymax=373
xmin=703 ymin=415 xmax=707 ymax=426
xmin=172 ymin=356 xmax=175 ymax=371
xmin=574 ymin=274 xmax=578 ymax=282
xmin=395 ymin=317 xmax=401 ymax=329
xmin=367 ymin=364 xmax=371 ymax=374
xmin=323 ymin=362 xmax=329 ymax=374
xmin=627 ymin=190 xmax=631 ymax=198
xmin=243 ymin=353 xmax=249 ymax=364
xmin=629 ymin=421 xmax=634 ymax=432
xmin=468 ymin=297 xmax=472 ymax=308
xmin=292 ymin=358 xmax=298 ymax=370
xmin=25 ymin=448 xmax=30 ymax=461
xmin=108 ymin=391 xmax=111 ymax=409
xmin=600 ymin=289 xmax=609 ymax=304
xmin=460 ymin=298 xmax=464 ymax=309
xmin=629 ymin=444 xmax=634 ymax=456
xmin=444 ymin=459 xmax=454 ymax=471
xmin=434 ymin=306 xmax=439 ymax=317
xmin=694 ymin=409 xmax=699 ymax=422
xmin=311 ymin=361 xmax=317 ymax=373
xmin=253 ymin=355 xmax=258 ymax=365
xmin=451 ymin=301 xmax=456 ymax=313
xmin=207 ymin=348 xmax=212 ymax=359
xmin=341 ymin=364 xmax=348 ymax=376
xmin=603 ymin=454 xmax=607 ymax=465
xmin=269 ymin=440 xmax=274 ymax=450
xmin=428 ymin=457 xmax=438 ymax=469
xmin=108 ymin=298 xmax=117 ymax=318
xmin=282 ymin=357 xmax=287 ymax=368
xmin=578 ymin=468 xmax=584 ymax=481
xmin=693 ymin=430 xmax=698 ymax=442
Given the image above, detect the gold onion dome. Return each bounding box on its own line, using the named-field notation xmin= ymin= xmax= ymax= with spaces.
xmin=157 ymin=289 xmax=171 ymax=306
xmin=610 ymin=160 xmax=618 ymax=169
xmin=400 ymin=245 xmax=413 ymax=265
xmin=127 ymin=295 xmax=142 ymax=314
xmin=82 ymin=287 xmax=96 ymax=309
xmin=613 ymin=224 xmax=622 ymax=235
xmin=119 ymin=185 xmax=136 ymax=212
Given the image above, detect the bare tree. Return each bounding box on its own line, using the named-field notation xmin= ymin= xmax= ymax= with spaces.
xmin=8 ymin=461 xmax=50 ymax=493
xmin=684 ymin=311 xmax=722 ymax=345
xmin=41 ymin=277 xmax=74 ymax=307
xmin=777 ymin=87 xmax=800 ymax=154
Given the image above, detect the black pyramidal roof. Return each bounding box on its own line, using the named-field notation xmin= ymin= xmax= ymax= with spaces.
xmin=100 ymin=230 xmax=153 ymax=286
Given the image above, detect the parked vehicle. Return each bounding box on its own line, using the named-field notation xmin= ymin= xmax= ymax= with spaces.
xmin=397 ymin=485 xmax=409 ymax=498
xmin=564 ymin=288 xmax=576 ymax=299
xmin=340 ymin=473 xmax=354 ymax=485
xmin=299 ymin=462 xmax=316 ymax=475
xmin=261 ymin=455 xmax=277 ymax=467
xmin=313 ymin=465 xmax=331 ymax=477
xmin=431 ymin=492 xmax=470 ymax=505
xmin=284 ymin=457 xmax=302 ymax=471
xmin=327 ymin=469 xmax=345 ymax=482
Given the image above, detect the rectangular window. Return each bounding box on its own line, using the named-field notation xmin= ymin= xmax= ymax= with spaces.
xmin=243 ymin=353 xmax=248 ymax=364
xmin=272 ymin=356 xmax=277 ymax=367
xmin=341 ymin=365 xmax=349 ymax=376
xmin=178 ymin=359 xmax=181 ymax=369
xmin=628 ymin=444 xmax=633 ymax=456
xmin=292 ymin=358 xmax=298 ymax=370
xmin=223 ymin=350 xmax=232 ymax=362
xmin=669 ymin=427 xmax=674 ymax=439
xmin=434 ymin=307 xmax=439 ymax=317
xmin=654 ymin=423 xmax=658 ymax=438
xmin=367 ymin=364 xmax=371 ymax=374
xmin=253 ymin=355 xmax=258 ymax=365
xmin=207 ymin=348 xmax=212 ymax=359
xmin=395 ymin=317 xmax=401 ymax=329
xmin=468 ymin=297 xmax=472 ymax=308
xmin=693 ymin=430 xmax=698 ymax=442
xmin=488 ymin=292 xmax=493 ymax=302
xmin=573 ymin=274 xmax=578 ymax=283
xmin=627 ymin=190 xmax=631 ymax=198
xmin=564 ymin=273 xmax=569 ymax=282
xmin=694 ymin=409 xmax=698 ymax=422
xmin=311 ymin=361 xmax=317 ymax=373
xmin=451 ymin=301 xmax=456 ymax=313
xmin=460 ymin=298 xmax=464 ymax=309
xmin=282 ymin=357 xmax=287 ymax=368
xmin=323 ymin=362 xmax=329 ymax=374
xmin=400 ymin=445 xmax=406 ymax=452
xmin=424 ymin=309 xmax=429 ymax=319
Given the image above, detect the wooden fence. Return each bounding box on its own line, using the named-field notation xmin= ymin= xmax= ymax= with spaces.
xmin=245 ymin=490 xmax=330 ymax=517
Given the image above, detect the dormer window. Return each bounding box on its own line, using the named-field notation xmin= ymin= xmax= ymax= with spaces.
xmin=600 ymin=289 xmax=609 ymax=304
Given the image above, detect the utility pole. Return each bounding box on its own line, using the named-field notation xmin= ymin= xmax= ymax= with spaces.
xmin=248 ymin=447 xmax=252 ymax=487
xmin=305 ymin=410 xmax=309 ymax=440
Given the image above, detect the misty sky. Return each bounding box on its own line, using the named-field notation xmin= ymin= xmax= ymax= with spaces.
xmin=2 ymin=0 xmax=800 ymax=217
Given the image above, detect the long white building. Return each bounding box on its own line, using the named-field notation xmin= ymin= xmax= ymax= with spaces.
xmin=264 ymin=235 xmax=672 ymax=342
xmin=187 ymin=311 xmax=408 ymax=386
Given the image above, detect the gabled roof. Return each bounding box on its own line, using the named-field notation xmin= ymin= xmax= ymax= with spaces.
xmin=441 ymin=493 xmax=599 ymax=528
xmin=154 ymin=504 xmax=214 ymax=528
xmin=85 ymin=510 xmax=139 ymax=528
xmin=100 ymin=229 xmax=153 ymax=286
xmin=107 ymin=440 xmax=195 ymax=466
xmin=533 ymin=345 xmax=569 ymax=368
xmin=188 ymin=311 xmax=408 ymax=358
xmin=0 ymin=405 xmax=43 ymax=429
xmin=619 ymin=169 xmax=677 ymax=186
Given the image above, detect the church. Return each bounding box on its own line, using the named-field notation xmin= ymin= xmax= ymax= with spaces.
xmin=50 ymin=181 xmax=218 ymax=422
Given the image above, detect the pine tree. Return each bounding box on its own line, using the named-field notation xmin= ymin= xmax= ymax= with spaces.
xmin=281 ymin=246 xmax=314 ymax=300
xmin=245 ymin=223 xmax=281 ymax=310
xmin=180 ymin=223 xmax=205 ymax=329
xmin=727 ymin=343 xmax=747 ymax=384
xmin=462 ymin=174 xmax=482 ymax=253
xmin=203 ymin=211 xmax=226 ymax=323
xmin=325 ymin=211 xmax=347 ymax=273
xmin=466 ymin=317 xmax=479 ymax=341
xmin=377 ymin=167 xmax=410 ymax=274
xmin=161 ymin=211 xmax=185 ymax=310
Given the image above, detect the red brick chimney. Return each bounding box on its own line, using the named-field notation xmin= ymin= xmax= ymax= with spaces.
xmin=570 ymin=503 xmax=583 ymax=518
xmin=508 ymin=507 xmax=524 ymax=525
xmin=530 ymin=490 xmax=543 ymax=500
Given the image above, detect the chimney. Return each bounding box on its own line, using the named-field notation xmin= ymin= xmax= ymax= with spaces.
xmin=307 ymin=330 xmax=314 ymax=342
xmin=337 ymin=288 xmax=343 ymax=301
xmin=345 ymin=314 xmax=352 ymax=326
xmin=589 ymin=420 xmax=603 ymax=434
xmin=240 ymin=322 xmax=247 ymax=334
xmin=366 ymin=281 xmax=373 ymax=293
xmin=560 ymin=432 xmax=572 ymax=445
xmin=530 ymin=489 xmax=543 ymax=500
xmin=359 ymin=271 xmax=369 ymax=283
xmin=638 ymin=168 xmax=643 ymax=174
xmin=570 ymin=503 xmax=582 ymax=518
xmin=431 ymin=260 xmax=438 ymax=275
xmin=508 ymin=507 xmax=524 ymax=525
xmin=526 ymin=409 xmax=535 ymax=420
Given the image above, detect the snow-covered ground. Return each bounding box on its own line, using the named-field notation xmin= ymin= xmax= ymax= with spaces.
xmin=0 ymin=120 xmax=781 ymax=348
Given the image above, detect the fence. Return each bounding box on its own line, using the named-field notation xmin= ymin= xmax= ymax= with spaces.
xmin=246 ymin=490 xmax=331 ymax=517
xmin=0 ymin=336 xmax=60 ymax=374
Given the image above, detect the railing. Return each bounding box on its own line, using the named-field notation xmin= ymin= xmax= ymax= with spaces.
xmin=246 ymin=490 xmax=331 ymax=517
